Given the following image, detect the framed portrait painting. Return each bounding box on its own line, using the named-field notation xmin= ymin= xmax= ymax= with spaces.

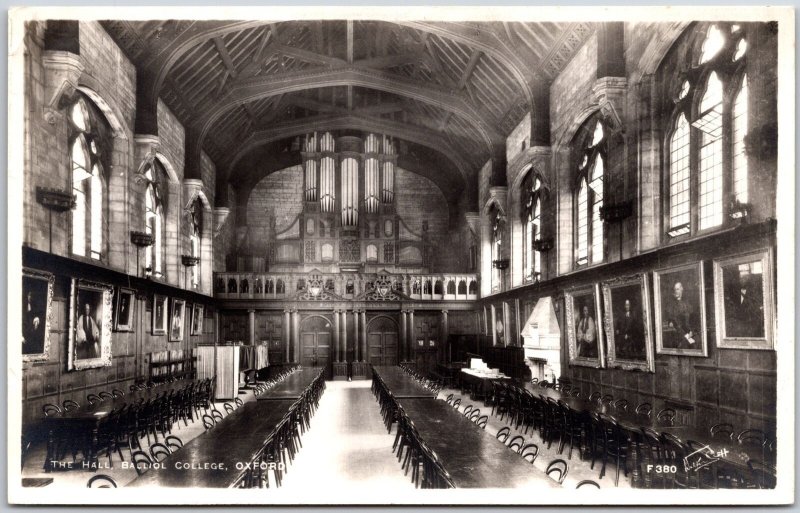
xmin=22 ymin=268 xmax=54 ymax=362
xmin=114 ymin=287 xmax=136 ymax=332
xmin=68 ymin=279 xmax=113 ymax=371
xmin=190 ymin=304 xmax=204 ymax=336
xmin=565 ymin=284 xmax=605 ymax=368
xmin=152 ymin=294 xmax=168 ymax=335
xmin=169 ymin=298 xmax=186 ymax=342
xmin=602 ymin=274 xmax=654 ymax=372
xmin=713 ymin=249 xmax=775 ymax=350
xmin=654 ymin=263 xmax=708 ymax=357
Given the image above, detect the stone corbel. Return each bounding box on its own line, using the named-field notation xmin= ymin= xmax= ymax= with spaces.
xmin=486 ymin=186 xmax=508 ymax=215
xmin=42 ymin=50 xmax=84 ymax=124
xmin=464 ymin=212 xmax=480 ymax=237
xmin=213 ymin=208 xmax=230 ymax=237
xmin=182 ymin=179 xmax=206 ymax=211
xmin=592 ymin=77 xmax=628 ymax=137
xmin=133 ymin=134 xmax=161 ymax=185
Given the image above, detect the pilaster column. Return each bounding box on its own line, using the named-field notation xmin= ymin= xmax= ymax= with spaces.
xmin=291 ymin=309 xmax=300 ymax=364
xmin=360 ymin=310 xmax=367 ymax=363
xmin=400 ymin=310 xmax=408 ymax=361
xmin=408 ymin=310 xmax=415 ymax=357
xmin=441 ymin=310 xmax=449 ymax=363
xmin=341 ymin=308 xmax=348 ymax=361
xmin=248 ymin=309 xmax=255 ymax=346
xmin=283 ymin=309 xmax=291 ymax=363
xmin=333 ymin=309 xmax=341 ymax=362
xmin=352 ymin=310 xmax=360 ymax=361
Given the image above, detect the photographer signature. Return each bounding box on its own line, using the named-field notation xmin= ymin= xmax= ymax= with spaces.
xmin=683 ymin=444 xmax=729 ymax=472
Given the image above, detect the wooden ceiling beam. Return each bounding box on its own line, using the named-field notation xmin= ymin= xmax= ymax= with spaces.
xmin=458 ymin=49 xmax=482 ymax=90
xmin=212 ymin=36 xmax=238 ymax=78
xmin=277 ymin=44 xmax=346 ymax=67
xmin=354 ymin=52 xmax=424 ymax=70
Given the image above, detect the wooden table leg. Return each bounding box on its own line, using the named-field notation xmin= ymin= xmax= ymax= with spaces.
xmin=43 ymin=429 xmax=55 ymax=472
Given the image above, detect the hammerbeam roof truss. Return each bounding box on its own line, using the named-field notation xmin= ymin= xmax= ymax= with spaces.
xmin=101 ymin=19 xmax=593 ymax=179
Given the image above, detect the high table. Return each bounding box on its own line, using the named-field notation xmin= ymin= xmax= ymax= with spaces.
xmin=373 ymin=366 xmax=438 ymax=399
xmin=127 ymin=399 xmax=295 ymax=488
xmin=460 ymin=368 xmax=511 ymax=399
xmin=398 ymin=398 xmax=560 ymax=488
xmin=256 ymin=367 xmax=322 ymax=401
xmin=41 ymin=379 xmax=197 ymax=472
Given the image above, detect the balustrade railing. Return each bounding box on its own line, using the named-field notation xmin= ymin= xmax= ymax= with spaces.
xmin=214 ymin=272 xmax=479 ymax=301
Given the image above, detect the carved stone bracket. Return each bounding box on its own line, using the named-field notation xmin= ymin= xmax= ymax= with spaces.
xmin=212 ymin=208 xmax=230 ymax=238
xmin=592 ymin=77 xmax=628 ymax=136
xmin=42 ymin=50 xmax=84 ymax=124
xmin=486 ymin=186 xmax=508 ymax=215
xmin=464 ymin=211 xmax=480 ymax=237
xmin=133 ymin=134 xmax=161 ymax=184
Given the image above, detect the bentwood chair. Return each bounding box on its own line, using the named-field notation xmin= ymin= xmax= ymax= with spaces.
xmin=507 ymin=435 xmax=526 ymax=453
xmin=149 ymin=442 xmax=171 ymax=462
xmin=520 ymin=443 xmax=539 ymax=463
xmin=546 ymin=459 xmax=569 ymax=485
xmin=87 ymin=475 xmax=118 ymax=488
xmin=202 ymin=414 xmax=216 ymax=430
xmin=165 ymin=435 xmax=183 ymax=452
xmin=656 ymin=408 xmax=676 ymax=426
xmin=475 ymin=415 xmax=488 ymax=429
xmin=62 ymin=400 xmax=80 ymax=412
xmin=576 ymin=480 xmax=601 ymax=489
xmin=635 ymin=402 xmax=653 ymax=417
xmin=496 ymin=426 xmax=511 ymax=443
xmin=130 ymin=451 xmax=153 ymax=476
xmin=42 ymin=404 xmax=62 ymax=417
xmin=710 ymin=423 xmax=734 ymax=440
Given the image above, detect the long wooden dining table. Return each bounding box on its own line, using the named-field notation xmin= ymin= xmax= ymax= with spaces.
xmin=372 ymin=366 xmax=438 ymax=399
xmin=520 ymin=382 xmax=775 ymax=484
xmin=41 ymin=378 xmax=198 ymax=472
xmin=127 ymin=399 xmax=296 ymax=488
xmin=256 ymin=367 xmax=323 ymax=401
xmin=398 ymin=398 xmax=560 ymax=488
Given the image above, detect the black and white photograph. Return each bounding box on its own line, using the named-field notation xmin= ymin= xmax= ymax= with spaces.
xmin=152 ymin=294 xmax=168 ymax=335
xmin=654 ymin=263 xmax=708 ymax=356
xmin=22 ymin=268 xmax=54 ymax=361
xmin=190 ymin=303 xmax=204 ymax=336
xmin=170 ymin=298 xmax=186 ymax=342
xmin=67 ymin=279 xmax=113 ymax=371
xmin=114 ymin=287 xmax=136 ymax=332
xmin=602 ymin=275 xmax=654 ymax=372
xmin=714 ymin=249 xmax=775 ymax=350
xmin=564 ymin=285 xmax=605 ymax=368
xmin=7 ymin=5 xmax=792 ymax=507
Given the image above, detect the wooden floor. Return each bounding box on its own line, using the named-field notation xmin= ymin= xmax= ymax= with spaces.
xmin=280 ymin=380 xmax=414 ymax=491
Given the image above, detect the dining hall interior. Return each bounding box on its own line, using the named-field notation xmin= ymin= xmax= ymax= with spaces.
xmin=15 ymin=15 xmax=782 ymax=495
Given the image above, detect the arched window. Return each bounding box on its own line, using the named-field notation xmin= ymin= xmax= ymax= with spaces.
xmin=665 ymin=23 xmax=750 ymax=237
xmin=574 ymin=118 xmax=606 ymax=267
xmin=366 ymin=244 xmax=378 ymax=262
xmin=69 ymin=97 xmax=109 ymax=260
xmin=143 ymin=160 xmax=166 ymax=277
xmin=188 ymin=199 xmax=203 ymax=289
xmin=522 ymin=169 xmax=544 ymax=282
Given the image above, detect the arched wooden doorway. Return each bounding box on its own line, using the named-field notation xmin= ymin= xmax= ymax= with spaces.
xmin=300 ymin=315 xmax=332 ymax=378
xmin=367 ymin=315 xmax=399 ymax=366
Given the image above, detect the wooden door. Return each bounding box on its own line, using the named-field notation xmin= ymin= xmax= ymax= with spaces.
xmin=300 ymin=316 xmax=332 ymax=378
xmin=368 ymin=316 xmax=399 ymax=366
